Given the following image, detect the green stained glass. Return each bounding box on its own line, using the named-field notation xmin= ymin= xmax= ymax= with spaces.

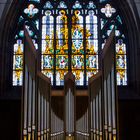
xmin=56 ymin=55 xmax=68 ymax=69
xmin=116 ymin=15 xmax=123 ymax=24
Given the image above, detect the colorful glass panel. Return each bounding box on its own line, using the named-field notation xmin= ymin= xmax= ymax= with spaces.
xmin=56 ymin=10 xmax=68 ymax=56
xmin=116 ymin=39 xmax=127 ymax=85
xmin=58 ymin=1 xmax=67 ymax=8
xmin=41 ymin=10 xmax=54 ymax=84
xmin=73 ymin=1 xmax=82 ymax=9
xmin=24 ymin=4 xmax=39 ymax=18
xmin=101 ymin=4 xmax=116 ymax=17
xmin=72 ymin=10 xmax=84 ymax=56
xmin=29 ymin=0 xmax=40 ymax=2
xmin=13 ymin=40 xmax=23 ymax=86
xmin=87 ymin=1 xmax=96 ymax=9
xmin=44 ymin=1 xmax=53 ymax=9
xmin=86 ymin=10 xmax=98 ymax=83
xmin=13 ymin=0 xmax=128 ymax=86
xmin=56 ymin=71 xmax=67 ymax=85
xmin=55 ymin=10 xmax=68 ymax=85
xmin=72 ymin=55 xmax=84 ymax=69
xmin=72 ymin=70 xmax=84 ymax=85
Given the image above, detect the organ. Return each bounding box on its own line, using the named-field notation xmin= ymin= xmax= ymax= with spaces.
xmin=21 ymin=27 xmax=118 ymax=140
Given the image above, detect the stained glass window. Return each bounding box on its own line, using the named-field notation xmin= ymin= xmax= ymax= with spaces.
xmin=86 ymin=10 xmax=98 ymax=85
xmin=12 ymin=0 xmax=128 ymax=86
xmin=56 ymin=10 xmax=68 ymax=85
xmin=116 ymin=39 xmax=127 ymax=85
xmin=13 ymin=40 xmax=23 ymax=86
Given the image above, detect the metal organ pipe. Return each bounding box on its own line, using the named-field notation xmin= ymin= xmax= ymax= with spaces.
xmin=38 ymin=90 xmax=41 ymax=140
xmin=23 ymin=65 xmax=28 ymax=139
xmin=111 ymin=67 xmax=117 ymax=140
xmin=28 ymin=74 xmax=32 ymax=140
xmin=99 ymin=90 xmax=102 ymax=140
xmin=32 ymin=79 xmax=35 ymax=139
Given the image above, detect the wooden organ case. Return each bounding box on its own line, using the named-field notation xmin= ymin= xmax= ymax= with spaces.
xmin=21 ymin=28 xmax=118 ymax=140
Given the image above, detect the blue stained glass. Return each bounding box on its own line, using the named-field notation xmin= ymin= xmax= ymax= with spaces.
xmin=18 ymin=16 xmax=24 ymax=23
xmin=34 ymin=20 xmax=39 ymax=30
xmin=72 ymin=29 xmax=83 ymax=50
xmin=29 ymin=0 xmax=40 ymax=2
xmin=72 ymin=29 xmax=83 ymax=39
xmin=42 ymin=24 xmax=54 ymax=39
xmin=44 ymin=11 xmax=54 ymax=23
xmin=72 ymin=55 xmax=84 ymax=69
xmin=19 ymin=31 xmax=24 ymax=37
xmin=86 ymin=55 xmax=98 ymax=69
xmin=58 ymin=1 xmax=67 ymax=8
xmin=100 ymin=0 xmax=109 ymax=3
xmin=116 ymin=55 xmax=126 ymax=69
xmin=42 ymin=55 xmax=53 ymax=69
xmin=87 ymin=1 xmax=96 ymax=9
xmin=13 ymin=0 xmax=128 ymax=86
xmin=72 ymin=39 xmax=83 ymax=50
xmin=44 ymin=1 xmax=53 ymax=9
xmin=86 ymin=24 xmax=98 ymax=39
xmin=73 ymin=1 xmax=82 ymax=9
xmin=15 ymin=55 xmax=23 ymax=69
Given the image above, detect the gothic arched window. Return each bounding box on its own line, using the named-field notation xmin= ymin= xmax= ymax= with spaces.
xmin=12 ymin=0 xmax=127 ymax=86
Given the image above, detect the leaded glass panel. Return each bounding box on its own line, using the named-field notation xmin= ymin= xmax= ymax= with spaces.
xmin=12 ymin=0 xmax=128 ymax=86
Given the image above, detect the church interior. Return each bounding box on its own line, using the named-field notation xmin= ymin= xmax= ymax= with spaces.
xmin=0 ymin=0 xmax=140 ymax=140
